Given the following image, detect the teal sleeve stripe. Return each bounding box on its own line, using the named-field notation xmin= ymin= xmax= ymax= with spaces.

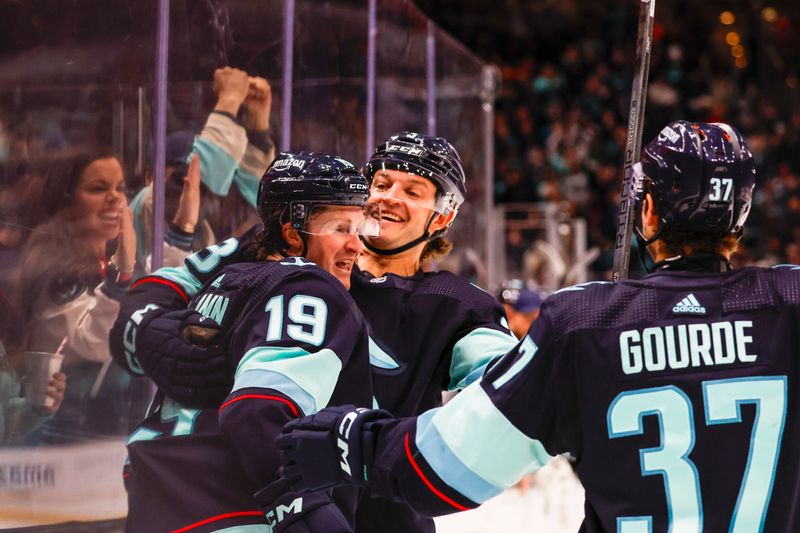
xmin=233 ymin=170 xmax=260 ymax=207
xmin=448 ymin=327 xmax=518 ymax=391
xmin=193 ymin=138 xmax=238 ymax=197
xmin=236 ymin=346 xmax=343 ymax=414
xmin=415 ymin=408 xmax=505 ymax=503
xmin=233 ymin=368 xmax=317 ymax=416
xmin=152 ymin=266 xmax=204 ymax=296
xmin=423 ymin=381 xmax=551 ymax=490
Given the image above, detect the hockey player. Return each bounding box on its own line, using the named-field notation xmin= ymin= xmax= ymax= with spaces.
xmin=109 ymin=132 xmax=519 ymax=532
xmin=115 ymin=152 xmax=376 ymax=532
xmin=277 ymin=121 xmax=800 ymax=532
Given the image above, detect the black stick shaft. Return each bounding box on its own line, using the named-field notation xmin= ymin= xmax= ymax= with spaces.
xmin=612 ymin=0 xmax=656 ymax=281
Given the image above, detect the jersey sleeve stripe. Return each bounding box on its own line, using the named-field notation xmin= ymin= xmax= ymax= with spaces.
xmin=404 ymin=433 xmax=472 ymax=512
xmin=218 ymin=394 xmax=299 ymax=417
xmin=236 ymin=346 xmax=343 ymax=415
xmin=414 ymin=409 xmax=504 ymax=503
xmin=420 ymin=381 xmax=551 ymax=490
xmin=448 ymin=327 xmax=518 ymax=391
xmin=232 ymin=369 xmax=316 ymax=417
xmin=131 ymin=276 xmax=190 ymax=303
xmin=150 ymin=266 xmax=205 ymax=297
xmin=169 ymin=510 xmax=265 ymax=533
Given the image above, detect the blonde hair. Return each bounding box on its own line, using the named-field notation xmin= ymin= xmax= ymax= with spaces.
xmin=420 ymin=236 xmax=454 ymax=262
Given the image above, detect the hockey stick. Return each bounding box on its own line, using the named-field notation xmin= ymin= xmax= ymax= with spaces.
xmin=612 ymin=0 xmax=657 ymax=281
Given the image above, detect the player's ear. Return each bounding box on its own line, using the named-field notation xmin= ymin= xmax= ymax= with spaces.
xmin=282 ymin=222 xmax=303 ymax=254
xmin=429 ymin=210 xmax=456 ymax=233
xmin=641 ymin=193 xmax=659 ymax=232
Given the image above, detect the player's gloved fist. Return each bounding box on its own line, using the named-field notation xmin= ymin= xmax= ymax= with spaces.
xmin=278 ymin=405 xmax=393 ymax=492
xmin=255 ymin=478 xmax=352 ymax=533
xmin=134 ymin=308 xmax=231 ymax=407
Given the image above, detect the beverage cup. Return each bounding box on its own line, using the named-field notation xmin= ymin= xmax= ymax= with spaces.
xmin=24 ymin=351 xmax=64 ymax=408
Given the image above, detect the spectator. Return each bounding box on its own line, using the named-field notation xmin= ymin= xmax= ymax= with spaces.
xmin=130 ymin=66 xmax=275 ymax=270
xmin=16 ymin=150 xmax=138 ymax=443
xmin=496 ymin=278 xmax=543 ymax=339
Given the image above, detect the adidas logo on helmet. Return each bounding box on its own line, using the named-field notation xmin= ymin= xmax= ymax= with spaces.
xmin=672 ymin=293 xmax=706 ymax=315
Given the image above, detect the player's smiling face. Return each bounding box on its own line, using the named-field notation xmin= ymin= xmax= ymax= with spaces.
xmin=303 ymin=205 xmax=365 ymax=289
xmin=64 ymin=157 xmax=126 ymax=242
xmin=365 ymin=169 xmax=439 ymax=248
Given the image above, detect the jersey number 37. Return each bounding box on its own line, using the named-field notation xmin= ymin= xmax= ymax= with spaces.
xmin=607 ymin=376 xmax=787 ymax=533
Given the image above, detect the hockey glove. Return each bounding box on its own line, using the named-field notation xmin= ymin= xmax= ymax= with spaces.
xmin=278 ymin=405 xmax=393 ymax=493
xmin=133 ymin=308 xmax=232 ymax=407
xmin=255 ymin=478 xmax=352 ymax=533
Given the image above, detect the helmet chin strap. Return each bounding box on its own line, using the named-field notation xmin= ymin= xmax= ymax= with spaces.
xmin=361 ymin=212 xmax=438 ymax=256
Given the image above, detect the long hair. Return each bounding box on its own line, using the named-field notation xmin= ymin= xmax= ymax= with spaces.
xmin=248 ymin=203 xmax=292 ymax=261
xmin=421 ymin=236 xmax=454 ymax=263
xmin=40 ymin=149 xmax=118 ymax=216
xmin=17 ymin=150 xmax=119 ymax=324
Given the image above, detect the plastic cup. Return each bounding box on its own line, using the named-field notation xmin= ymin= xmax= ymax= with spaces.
xmin=24 ymin=351 xmax=64 ymax=407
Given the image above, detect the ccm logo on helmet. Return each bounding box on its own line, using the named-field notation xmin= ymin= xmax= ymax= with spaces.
xmin=386 ymin=144 xmax=425 ymax=156
xmin=349 ymin=183 xmax=368 ymax=191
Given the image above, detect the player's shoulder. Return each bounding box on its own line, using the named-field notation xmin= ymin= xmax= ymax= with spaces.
xmin=218 ymin=257 xmax=350 ymax=297
xmin=751 ymin=264 xmax=800 ymax=305
xmin=417 ymin=270 xmax=497 ymax=303
xmin=540 ymin=280 xmax=652 ymax=339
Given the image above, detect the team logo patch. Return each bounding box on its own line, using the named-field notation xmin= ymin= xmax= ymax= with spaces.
xmin=672 ymin=293 xmax=706 ymax=315
xmin=369 ymin=276 xmax=387 ymax=283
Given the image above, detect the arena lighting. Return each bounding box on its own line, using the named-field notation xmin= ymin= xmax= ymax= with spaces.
xmin=787 ymin=76 xmax=798 ymax=89
xmin=735 ymin=56 xmax=748 ymax=68
xmin=731 ymin=44 xmax=745 ymax=58
xmin=762 ymin=7 xmax=778 ymax=23
xmin=725 ymin=31 xmax=740 ymax=46
xmin=720 ymin=11 xmax=735 ymax=25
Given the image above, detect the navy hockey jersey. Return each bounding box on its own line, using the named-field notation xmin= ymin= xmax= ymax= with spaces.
xmin=350 ymin=265 xmax=516 ymax=417
xmin=114 ymin=231 xmax=517 ymax=532
xmin=124 ymin=258 xmax=372 ymax=532
xmin=367 ymin=265 xmax=800 ymax=533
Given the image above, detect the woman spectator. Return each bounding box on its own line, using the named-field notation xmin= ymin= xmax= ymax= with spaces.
xmin=16 ymin=150 xmax=138 ymax=443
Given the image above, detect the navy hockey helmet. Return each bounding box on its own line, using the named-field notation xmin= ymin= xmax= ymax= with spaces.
xmin=635 ymin=120 xmax=756 ymax=237
xmin=364 ymin=131 xmax=466 ymax=217
xmin=258 ymin=151 xmax=371 ymax=231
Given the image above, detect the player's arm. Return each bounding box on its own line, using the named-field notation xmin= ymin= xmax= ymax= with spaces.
xmin=219 ymin=276 xmax=368 ymax=531
xmin=445 ymin=291 xmax=518 ymax=391
xmin=279 ymin=302 xmax=577 ymax=517
xmin=108 ymin=236 xmax=253 ymax=406
xmin=234 ymin=75 xmax=275 ymax=206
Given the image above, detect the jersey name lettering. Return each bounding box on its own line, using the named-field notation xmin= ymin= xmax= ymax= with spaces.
xmin=620 ymin=320 xmax=756 ymax=375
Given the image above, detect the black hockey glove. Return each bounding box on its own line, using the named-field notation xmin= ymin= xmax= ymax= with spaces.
xmin=255 ymin=478 xmax=352 ymax=533
xmin=278 ymin=405 xmax=393 ymax=493
xmin=133 ymin=308 xmax=231 ymax=407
